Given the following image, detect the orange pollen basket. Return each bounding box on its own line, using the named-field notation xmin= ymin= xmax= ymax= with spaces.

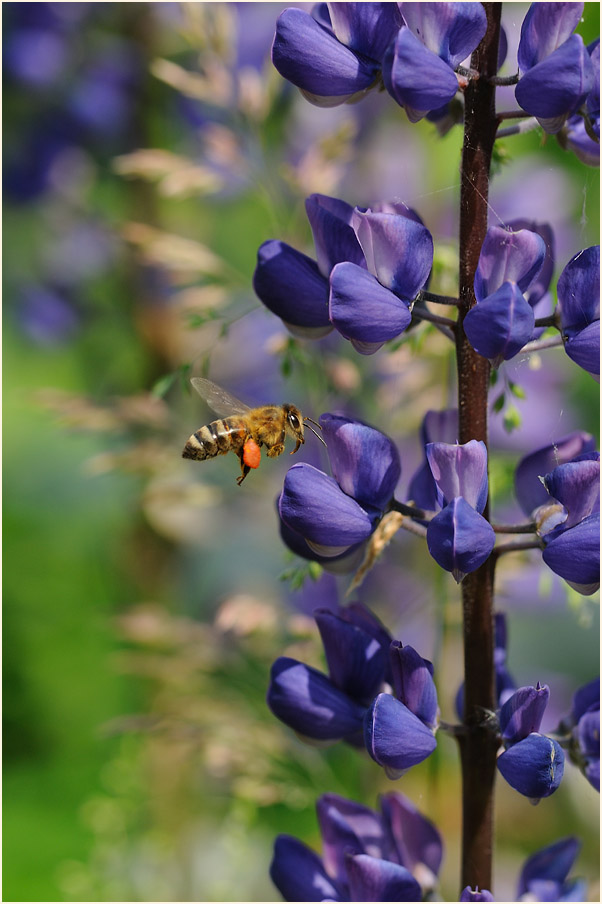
xmin=243 ymin=438 xmax=262 ymax=469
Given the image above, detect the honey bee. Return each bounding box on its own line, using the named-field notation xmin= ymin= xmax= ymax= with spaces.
xmin=182 ymin=378 xmax=325 ymax=485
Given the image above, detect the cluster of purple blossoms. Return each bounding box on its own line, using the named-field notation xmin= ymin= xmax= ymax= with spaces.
xmin=271 ymin=2 xmax=488 ymax=121
xmin=271 ymin=789 xmax=587 ymax=902
xmin=267 ymin=603 xmax=439 ymax=775
xmin=278 ymin=413 xmax=401 ymax=566
xmin=271 ymin=2 xmax=599 ymax=166
xmin=270 ymin=790 xmax=442 ymax=902
xmin=267 ymin=599 xmax=597 ymax=803
xmin=260 ymin=2 xmax=600 ymax=900
xmin=255 ymin=203 xmax=600 ymax=380
xmin=254 ymin=194 xmax=433 ymax=354
xmin=279 ymin=407 xmax=601 ymax=595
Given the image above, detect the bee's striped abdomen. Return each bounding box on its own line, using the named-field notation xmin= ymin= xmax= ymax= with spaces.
xmin=182 ymin=417 xmax=247 ymax=461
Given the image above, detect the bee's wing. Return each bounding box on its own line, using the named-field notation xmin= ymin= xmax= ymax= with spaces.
xmin=190 ymin=378 xmax=251 ymax=417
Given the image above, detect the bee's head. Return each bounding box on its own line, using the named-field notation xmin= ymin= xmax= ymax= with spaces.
xmin=284 ymin=405 xmax=326 ymax=454
xmin=284 ymin=405 xmax=305 ymax=453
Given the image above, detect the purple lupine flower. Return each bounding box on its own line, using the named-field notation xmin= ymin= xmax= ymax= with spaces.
xmin=67 ymin=46 xmax=139 ymax=139
xmin=266 ymin=603 xmax=392 ymax=743
xmin=267 ymin=655 xmax=367 ymax=741
xmin=389 ymin=641 xmax=438 ymax=730
xmin=278 ymin=506 xmax=366 ymax=573
xmin=517 ymin=836 xmax=587 ymax=901
xmin=382 ymin=3 xmax=488 ymax=122
xmin=3 ymin=112 xmax=80 ymax=203
xmin=563 ymin=112 xmax=601 ymax=165
xmin=573 ymin=701 xmax=600 ymax=792
xmin=443 ymin=838 xmax=587 ymax=902
xmin=497 ymin=732 xmax=565 ymax=800
xmin=426 ymin=440 xmax=489 ymax=512
xmin=536 ymin=453 xmax=601 ymax=595
xmin=344 ymin=855 xmax=422 ymax=901
xmin=505 ymin=218 xmax=556 ymax=337
xmin=424 ymin=440 xmax=495 ymax=581
xmin=254 ymin=194 xmax=433 ymax=352
xmin=541 ymin=455 xmax=600 ymax=532
xmin=586 ymin=38 xmax=600 ymax=134
xmin=279 ymin=414 xmax=401 ymax=558
xmin=364 ymin=642 xmax=438 ymax=778
xmin=562 ymin=37 xmax=600 ymax=163
xmin=515 ymin=3 xmax=595 ymax=134
xmin=496 ymin=684 xmax=565 ymax=801
xmin=306 ymin=194 xmax=366 ymax=277
xmin=253 ymin=193 xmax=363 ymax=338
xmin=17 ymin=283 xmax=80 ymax=345
xmin=460 ymin=888 xmax=494 ymax=902
xmin=270 ymin=834 xmax=344 ymax=901
xmin=556 ymin=245 xmax=600 ymax=378
xmin=560 ymin=676 xmax=600 ymax=791
xmin=270 ymin=790 xmax=442 ymax=901
xmin=329 ymin=206 xmax=433 ymax=354
xmin=378 ymin=792 xmax=443 ymax=891
xmin=253 ymin=240 xmax=333 ymax=337
xmin=456 ymin=613 xmax=517 ymax=719
xmin=463 ymin=225 xmax=547 ymax=367
xmin=499 ymin=682 xmax=550 ymax=745
xmin=272 ymin=4 xmax=402 ymax=107
xmin=2 ymin=3 xmax=90 ymax=90
xmin=364 ymin=692 xmax=438 ymax=777
xmin=541 ymin=512 xmax=600 ymax=595
xmin=407 ymin=409 xmax=459 ymax=511
xmin=514 ymin=430 xmax=597 ymax=518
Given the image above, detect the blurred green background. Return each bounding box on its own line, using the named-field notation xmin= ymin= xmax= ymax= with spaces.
xmin=3 ymin=3 xmax=600 ymax=901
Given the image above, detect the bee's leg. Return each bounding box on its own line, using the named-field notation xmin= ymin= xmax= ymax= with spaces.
xmin=236 ymin=450 xmax=251 ymax=485
xmin=267 ymin=443 xmax=285 ymax=458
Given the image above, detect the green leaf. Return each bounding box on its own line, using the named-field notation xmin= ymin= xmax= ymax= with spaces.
xmin=280 ymin=560 xmax=323 ymax=591
xmin=503 ymin=404 xmax=522 ymax=432
xmin=508 ymin=380 xmax=527 ymax=400
xmin=187 ymin=309 xmax=220 ymax=328
xmin=308 ymin=561 xmax=323 ymax=582
xmin=492 ymin=392 xmax=505 ymax=413
xmin=178 ymin=362 xmax=193 ymax=390
xmin=151 ymin=372 xmax=177 ymax=398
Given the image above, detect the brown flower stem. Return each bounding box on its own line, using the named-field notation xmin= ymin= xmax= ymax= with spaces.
xmin=455 ymin=3 xmax=503 ymax=894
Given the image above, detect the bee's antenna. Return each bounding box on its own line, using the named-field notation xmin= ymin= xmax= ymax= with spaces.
xmin=304 ymin=417 xmax=327 ymax=447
